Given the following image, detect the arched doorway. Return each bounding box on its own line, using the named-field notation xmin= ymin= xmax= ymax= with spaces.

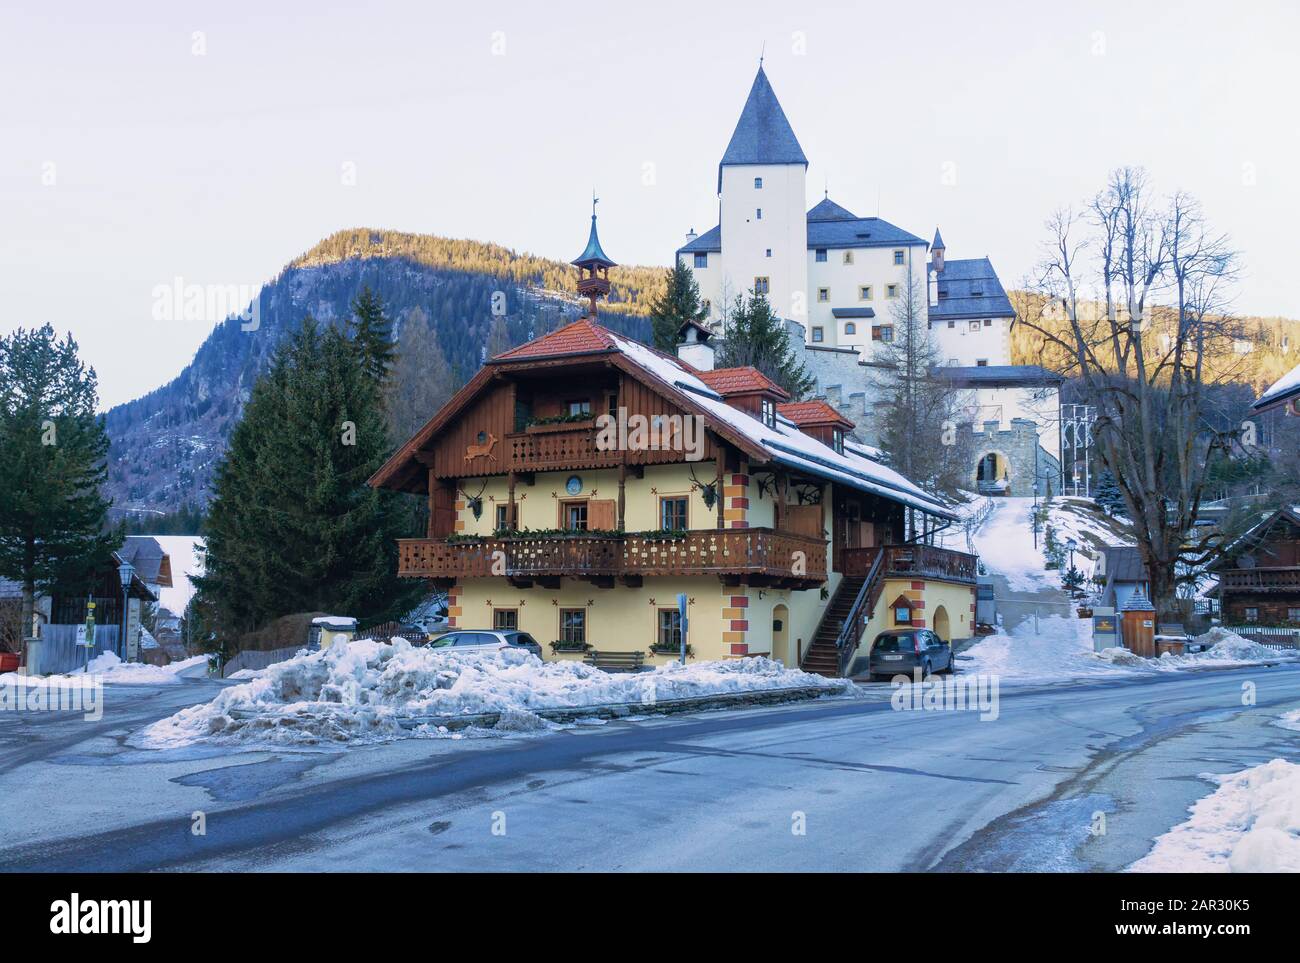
xmin=771 ymin=605 xmax=790 ymax=666
xmin=976 ymin=452 xmax=1011 ymax=495
xmin=933 ymin=605 xmax=951 ymax=642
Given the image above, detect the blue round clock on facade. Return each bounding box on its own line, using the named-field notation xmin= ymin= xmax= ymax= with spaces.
xmin=565 ymin=475 xmax=582 ymax=495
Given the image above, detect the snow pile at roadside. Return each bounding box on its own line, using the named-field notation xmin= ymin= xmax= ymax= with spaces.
xmin=961 ymin=620 xmax=1287 ymax=683
xmin=135 ymin=638 xmax=851 ymax=747
xmin=1129 ymin=759 xmax=1300 ymax=872
xmin=83 ymin=652 xmax=208 ymax=684
xmin=1274 ymin=709 xmax=1300 ymax=733
xmin=960 ymin=615 xmax=1128 ymax=682
xmin=0 ymin=653 xmax=208 ymax=688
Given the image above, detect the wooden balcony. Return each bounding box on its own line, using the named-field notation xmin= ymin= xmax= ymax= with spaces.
xmin=837 ymin=545 xmax=978 ymax=584
xmin=506 ymin=423 xmax=621 ymax=472
xmin=1216 ymin=567 xmax=1300 ymax=593
xmin=398 ymin=527 xmax=829 ymax=589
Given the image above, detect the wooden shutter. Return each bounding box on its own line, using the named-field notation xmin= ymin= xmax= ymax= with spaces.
xmin=588 ymin=499 xmax=618 ymax=531
xmin=785 ymin=504 xmax=823 ymax=539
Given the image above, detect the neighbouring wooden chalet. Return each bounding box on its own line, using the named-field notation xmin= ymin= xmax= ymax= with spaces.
xmin=369 ymin=214 xmax=977 ymax=676
xmin=1209 ymin=507 xmax=1300 ymax=625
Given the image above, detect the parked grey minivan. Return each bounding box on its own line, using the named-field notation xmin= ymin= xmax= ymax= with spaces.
xmin=867 ymin=629 xmax=954 ymax=681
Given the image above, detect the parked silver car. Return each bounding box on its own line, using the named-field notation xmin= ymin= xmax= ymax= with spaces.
xmin=867 ymin=629 xmax=954 ymax=681
xmin=427 ymin=629 xmax=543 ymax=658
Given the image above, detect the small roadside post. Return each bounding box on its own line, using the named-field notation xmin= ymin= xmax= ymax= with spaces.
xmin=677 ymin=592 xmax=688 ymax=665
xmin=78 ymin=596 xmax=97 ymax=673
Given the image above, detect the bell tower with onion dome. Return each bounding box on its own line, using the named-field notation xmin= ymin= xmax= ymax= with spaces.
xmin=572 ymin=196 xmax=617 ymax=319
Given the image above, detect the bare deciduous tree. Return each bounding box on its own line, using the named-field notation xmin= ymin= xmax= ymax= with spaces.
xmin=1019 ymin=167 xmax=1244 ymax=618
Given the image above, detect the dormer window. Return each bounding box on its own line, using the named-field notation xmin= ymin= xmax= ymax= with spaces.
xmin=761 ymin=397 xmax=776 ymax=429
xmin=832 ymin=428 xmax=844 ymax=454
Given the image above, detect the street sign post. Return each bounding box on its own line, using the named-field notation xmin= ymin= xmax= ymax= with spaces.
xmin=677 ymin=592 xmax=688 ymax=664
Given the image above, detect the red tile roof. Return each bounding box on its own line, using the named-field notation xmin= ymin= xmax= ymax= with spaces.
xmin=492 ymin=317 xmax=616 ymax=361
xmin=695 ymin=367 xmax=790 ymax=399
xmin=778 ymin=400 xmax=855 ymax=429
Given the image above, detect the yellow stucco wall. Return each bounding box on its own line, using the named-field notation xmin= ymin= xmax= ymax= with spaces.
xmin=846 ymin=577 xmax=976 ymax=669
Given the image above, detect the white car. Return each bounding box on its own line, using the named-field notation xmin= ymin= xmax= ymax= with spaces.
xmin=428 ymin=629 xmax=543 ymax=658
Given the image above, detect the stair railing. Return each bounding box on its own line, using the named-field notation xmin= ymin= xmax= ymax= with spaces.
xmin=835 ymin=548 xmax=885 ymax=677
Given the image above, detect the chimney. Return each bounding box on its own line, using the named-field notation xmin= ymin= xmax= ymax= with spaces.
xmin=685 ymin=227 xmax=698 ymax=245
xmin=677 ymin=320 xmax=715 ymax=371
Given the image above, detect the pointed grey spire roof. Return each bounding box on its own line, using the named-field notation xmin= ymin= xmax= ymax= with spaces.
xmin=932 ymin=227 xmax=945 ymax=251
xmin=807 ymin=197 xmax=857 ymax=222
xmin=571 ymin=214 xmax=616 ymax=268
xmin=717 ymin=66 xmax=808 ymax=192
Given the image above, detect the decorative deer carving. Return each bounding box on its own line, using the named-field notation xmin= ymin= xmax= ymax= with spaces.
xmin=465 ymin=432 xmax=497 ymax=461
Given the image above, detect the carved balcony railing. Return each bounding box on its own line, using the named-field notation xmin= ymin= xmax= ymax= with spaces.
xmin=1216 ymin=567 xmax=1300 ymax=593
xmin=837 ymin=545 xmax=978 ymax=584
xmin=398 ymin=528 xmax=828 ymax=587
xmin=506 ymin=424 xmax=622 ymax=472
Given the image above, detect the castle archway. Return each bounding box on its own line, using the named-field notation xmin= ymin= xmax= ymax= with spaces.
xmin=975 ymin=451 xmax=1011 ymax=495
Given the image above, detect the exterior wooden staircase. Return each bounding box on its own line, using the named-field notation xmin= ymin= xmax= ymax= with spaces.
xmin=800 ymin=550 xmax=888 ymax=678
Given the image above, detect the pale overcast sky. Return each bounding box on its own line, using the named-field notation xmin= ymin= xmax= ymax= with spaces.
xmin=2 ymin=0 xmax=1297 ymax=408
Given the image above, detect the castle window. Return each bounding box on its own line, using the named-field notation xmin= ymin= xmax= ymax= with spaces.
xmin=694 ymin=252 xmax=707 ymax=269
xmin=817 ymin=288 xmax=829 ymax=302
xmin=886 ymin=284 xmax=898 ymax=298
xmin=984 ymin=319 xmax=993 ymax=327
xmin=754 ymin=177 xmax=763 ymax=189
xmin=871 ymin=325 xmax=894 ymax=342
xmin=756 ymin=208 xmax=762 ymax=219
xmin=948 ymin=320 xmax=955 ymax=328
xmin=844 ymin=322 xmax=856 ymax=335
xmin=893 ymin=250 xmax=905 ymax=265
xmin=815 ymin=248 xmax=827 ymax=262
xmin=702 ymin=299 xmax=711 ymax=314
xmin=765 ymin=248 xmax=772 ymax=258
xmin=761 ymin=397 xmax=776 ymax=428
xmin=754 ymin=276 xmax=770 ymax=295
xmin=859 ymin=286 xmax=872 ymax=300
xmin=811 ymin=327 xmax=824 ymax=344
xmin=843 ymin=251 xmax=854 ymax=265
xmin=976 ymin=359 xmax=988 ymax=367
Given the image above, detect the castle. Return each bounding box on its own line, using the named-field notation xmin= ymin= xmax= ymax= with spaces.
xmin=674 ymin=66 xmax=1060 ymax=497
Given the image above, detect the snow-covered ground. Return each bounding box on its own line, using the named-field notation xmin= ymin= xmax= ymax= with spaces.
xmin=1129 ymin=757 xmax=1300 ymax=873
xmin=0 ymin=652 xmax=208 ymax=688
xmin=970 ymin=497 xmax=1047 ymax=591
xmin=961 ymin=620 xmax=1290 ymax=684
xmin=135 ymin=638 xmax=853 ymax=748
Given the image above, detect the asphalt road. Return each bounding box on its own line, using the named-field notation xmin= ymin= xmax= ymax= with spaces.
xmin=1 ymin=664 xmax=1298 ymax=871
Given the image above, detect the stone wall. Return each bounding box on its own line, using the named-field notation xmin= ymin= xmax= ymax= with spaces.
xmin=960 ymin=417 xmax=1059 ymax=497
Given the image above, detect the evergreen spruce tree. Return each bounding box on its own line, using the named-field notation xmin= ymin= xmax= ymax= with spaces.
xmin=1093 ymin=469 xmax=1127 ymax=518
xmin=714 ymin=291 xmax=815 ymax=399
xmin=347 ymin=286 xmax=396 ymax=389
xmin=647 ymin=263 xmax=708 ymax=352
xmin=193 ymin=316 xmax=421 ymax=648
xmin=0 ymin=325 xmax=120 ymax=640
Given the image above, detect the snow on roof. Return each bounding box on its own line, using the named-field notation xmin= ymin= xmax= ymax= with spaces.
xmin=1253 ymin=362 xmax=1300 ymax=411
xmin=609 ymin=334 xmax=955 ymax=520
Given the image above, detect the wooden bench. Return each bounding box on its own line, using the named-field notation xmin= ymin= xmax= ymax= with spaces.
xmin=582 ymin=650 xmax=645 ymax=672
